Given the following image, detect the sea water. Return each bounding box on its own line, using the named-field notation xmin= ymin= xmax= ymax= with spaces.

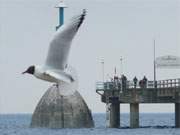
xmin=0 ymin=113 xmax=180 ymax=135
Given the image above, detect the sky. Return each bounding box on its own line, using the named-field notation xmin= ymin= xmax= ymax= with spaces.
xmin=0 ymin=0 xmax=180 ymax=114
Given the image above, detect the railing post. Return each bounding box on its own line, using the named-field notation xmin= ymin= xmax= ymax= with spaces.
xmin=163 ymin=80 xmax=165 ymax=88
xmin=174 ymin=79 xmax=176 ymax=88
xmin=170 ymin=79 xmax=172 ymax=88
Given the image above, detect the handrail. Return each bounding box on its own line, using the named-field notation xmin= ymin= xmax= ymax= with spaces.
xmin=157 ymin=78 xmax=180 ymax=88
xmin=96 ymin=78 xmax=180 ymax=90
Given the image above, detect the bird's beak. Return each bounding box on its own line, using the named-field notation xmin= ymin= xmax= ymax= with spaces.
xmin=22 ymin=70 xmax=27 ymax=74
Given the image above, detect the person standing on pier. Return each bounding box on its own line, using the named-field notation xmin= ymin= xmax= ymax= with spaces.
xmin=121 ymin=74 xmax=127 ymax=90
xmin=133 ymin=76 xmax=138 ymax=88
xmin=143 ymin=76 xmax=148 ymax=88
xmin=114 ymin=75 xmax=119 ymax=90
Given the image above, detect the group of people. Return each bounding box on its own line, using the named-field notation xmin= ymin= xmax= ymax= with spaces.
xmin=133 ymin=76 xmax=148 ymax=88
xmin=109 ymin=74 xmax=148 ymax=90
xmin=110 ymin=74 xmax=127 ymax=90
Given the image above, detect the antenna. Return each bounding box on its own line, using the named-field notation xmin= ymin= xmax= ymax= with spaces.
xmin=153 ymin=39 xmax=157 ymax=88
xmin=114 ymin=67 xmax=117 ymax=75
xmin=101 ymin=59 xmax=105 ymax=82
xmin=120 ymin=56 xmax=123 ymax=75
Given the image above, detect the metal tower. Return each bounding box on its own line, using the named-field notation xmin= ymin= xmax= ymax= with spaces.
xmin=55 ymin=0 xmax=67 ymax=30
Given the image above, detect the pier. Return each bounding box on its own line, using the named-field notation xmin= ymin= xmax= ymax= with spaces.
xmin=96 ymin=77 xmax=180 ymax=128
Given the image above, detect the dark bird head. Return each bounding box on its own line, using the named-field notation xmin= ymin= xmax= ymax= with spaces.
xmin=22 ymin=65 xmax=35 ymax=75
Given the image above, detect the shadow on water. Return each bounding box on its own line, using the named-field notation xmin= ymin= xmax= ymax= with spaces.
xmin=119 ymin=126 xmax=175 ymax=129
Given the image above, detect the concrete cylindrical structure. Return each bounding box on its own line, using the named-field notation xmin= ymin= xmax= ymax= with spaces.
xmin=175 ymin=103 xmax=180 ymax=128
xmin=31 ymin=85 xmax=94 ymax=128
xmin=130 ymin=103 xmax=139 ymax=128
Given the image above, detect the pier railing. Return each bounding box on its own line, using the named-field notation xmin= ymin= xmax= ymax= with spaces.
xmin=96 ymin=78 xmax=180 ymax=90
xmin=157 ymin=79 xmax=180 ymax=88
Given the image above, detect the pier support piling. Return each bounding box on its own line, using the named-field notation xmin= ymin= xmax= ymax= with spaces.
xmin=175 ymin=103 xmax=180 ymax=128
xmin=109 ymin=102 xmax=120 ymax=128
xmin=130 ymin=103 xmax=139 ymax=128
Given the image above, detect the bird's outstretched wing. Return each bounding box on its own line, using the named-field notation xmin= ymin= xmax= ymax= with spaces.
xmin=45 ymin=9 xmax=86 ymax=70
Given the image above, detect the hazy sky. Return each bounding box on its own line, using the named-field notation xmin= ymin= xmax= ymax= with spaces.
xmin=0 ymin=0 xmax=180 ymax=114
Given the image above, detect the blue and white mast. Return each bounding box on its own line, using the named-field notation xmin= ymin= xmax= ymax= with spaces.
xmin=55 ymin=0 xmax=67 ymax=30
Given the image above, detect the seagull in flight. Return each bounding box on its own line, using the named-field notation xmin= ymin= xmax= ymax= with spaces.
xmin=22 ymin=10 xmax=86 ymax=95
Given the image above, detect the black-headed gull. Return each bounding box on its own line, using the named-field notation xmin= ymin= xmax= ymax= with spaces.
xmin=22 ymin=10 xmax=86 ymax=95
